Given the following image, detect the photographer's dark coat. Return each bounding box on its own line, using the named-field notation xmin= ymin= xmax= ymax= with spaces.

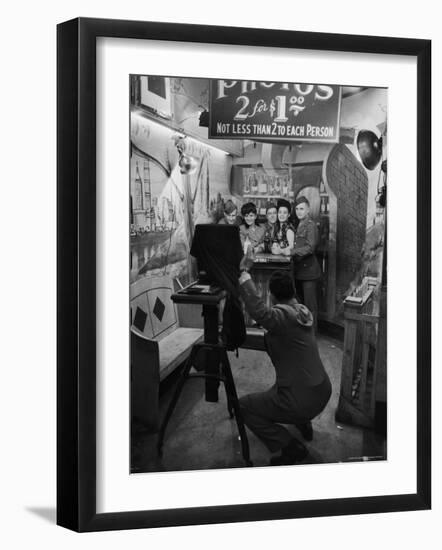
xmin=239 ymin=278 xmax=327 ymax=391
xmin=238 ymin=277 xmax=331 ymax=452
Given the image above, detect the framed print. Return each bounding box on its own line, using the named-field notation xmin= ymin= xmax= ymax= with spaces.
xmin=57 ymin=17 xmax=431 ymax=532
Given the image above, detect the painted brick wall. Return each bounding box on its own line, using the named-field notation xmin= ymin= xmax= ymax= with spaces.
xmin=326 ymin=144 xmax=368 ymax=313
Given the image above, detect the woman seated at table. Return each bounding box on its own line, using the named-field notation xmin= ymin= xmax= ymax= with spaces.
xmin=239 ymin=202 xmax=265 ymax=253
xmin=271 ymin=198 xmax=295 ymax=256
xmin=256 ymin=202 xmax=278 ymax=253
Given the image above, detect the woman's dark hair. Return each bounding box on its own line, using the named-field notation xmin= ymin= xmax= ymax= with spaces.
xmin=276 ymin=198 xmax=291 ymax=214
xmin=241 ymin=202 xmax=257 ymax=217
xmin=269 ymin=271 xmax=295 ymax=301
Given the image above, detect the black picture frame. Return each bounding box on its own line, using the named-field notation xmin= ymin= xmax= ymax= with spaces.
xmin=57 ymin=17 xmax=431 ymax=532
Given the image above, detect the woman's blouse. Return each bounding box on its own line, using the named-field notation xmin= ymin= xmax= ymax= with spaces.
xmin=275 ymin=221 xmax=295 ymax=249
xmin=239 ymin=223 xmax=265 ymax=250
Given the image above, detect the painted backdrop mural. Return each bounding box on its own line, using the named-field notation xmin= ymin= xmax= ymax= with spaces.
xmin=130 ymin=114 xmax=237 ymax=285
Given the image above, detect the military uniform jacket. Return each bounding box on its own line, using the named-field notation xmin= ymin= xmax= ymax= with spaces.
xmin=291 ymin=217 xmax=321 ymax=280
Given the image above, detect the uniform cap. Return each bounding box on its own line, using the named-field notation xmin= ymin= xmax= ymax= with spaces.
xmin=295 ymin=195 xmax=310 ymax=207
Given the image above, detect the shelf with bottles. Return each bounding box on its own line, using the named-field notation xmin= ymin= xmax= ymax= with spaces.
xmin=242 ymin=166 xmax=294 ymax=215
xmin=244 ymin=195 xmax=289 ymax=199
xmin=243 ymin=167 xmax=293 ymax=197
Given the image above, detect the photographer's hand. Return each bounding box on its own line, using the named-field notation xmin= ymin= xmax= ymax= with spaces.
xmin=240 ymin=245 xmax=255 ymax=272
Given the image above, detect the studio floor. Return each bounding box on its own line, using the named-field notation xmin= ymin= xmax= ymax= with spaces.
xmin=131 ymin=334 xmax=386 ymax=473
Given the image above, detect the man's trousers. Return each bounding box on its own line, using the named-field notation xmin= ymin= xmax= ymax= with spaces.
xmin=239 ymin=379 xmax=331 ymax=453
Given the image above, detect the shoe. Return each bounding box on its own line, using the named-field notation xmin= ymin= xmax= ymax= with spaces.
xmin=270 ymin=438 xmax=308 ymax=466
xmin=295 ymin=420 xmax=313 ymax=441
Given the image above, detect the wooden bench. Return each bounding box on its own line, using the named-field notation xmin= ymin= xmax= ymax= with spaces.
xmin=130 ymin=275 xmax=203 ymax=432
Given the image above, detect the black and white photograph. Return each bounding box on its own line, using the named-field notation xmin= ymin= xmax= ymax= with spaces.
xmin=1 ymin=0 xmax=437 ymax=543
xmin=129 ymin=76 xmax=388 ymax=473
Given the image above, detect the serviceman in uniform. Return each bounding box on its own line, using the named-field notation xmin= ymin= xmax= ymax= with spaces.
xmin=290 ymin=196 xmax=321 ymax=328
xmin=218 ymin=199 xmax=240 ymax=226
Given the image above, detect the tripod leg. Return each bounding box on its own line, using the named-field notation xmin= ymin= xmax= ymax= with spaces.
xmin=157 ymin=346 xmax=198 ymax=456
xmin=226 ymin=393 xmax=234 ymax=419
xmin=205 ymin=347 xmax=221 ymax=402
xmin=221 ymin=351 xmax=253 ymax=467
xmin=222 ymin=349 xmax=234 ymax=418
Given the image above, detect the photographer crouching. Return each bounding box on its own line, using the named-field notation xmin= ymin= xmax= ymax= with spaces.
xmin=238 ymin=247 xmax=331 ymax=465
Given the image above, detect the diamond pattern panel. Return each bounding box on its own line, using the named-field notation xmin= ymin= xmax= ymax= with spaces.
xmin=148 ymin=287 xmax=177 ymax=339
xmin=153 ymin=297 xmax=165 ymax=322
xmin=133 ymin=306 xmax=148 ymax=332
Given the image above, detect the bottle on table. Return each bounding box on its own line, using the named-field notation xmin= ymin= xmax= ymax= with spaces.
xmin=243 ymin=235 xmax=251 ymax=255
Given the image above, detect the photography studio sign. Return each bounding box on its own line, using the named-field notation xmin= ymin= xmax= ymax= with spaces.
xmin=209 ymin=80 xmax=341 ymax=142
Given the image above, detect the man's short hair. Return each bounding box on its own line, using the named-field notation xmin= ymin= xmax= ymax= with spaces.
xmin=265 ymin=202 xmax=277 ymax=213
xmin=241 ymin=202 xmax=257 ymax=216
xmin=223 ymin=199 xmax=237 ymax=214
xmin=295 ymin=195 xmax=310 ymax=207
xmin=269 ymin=271 xmax=295 ymax=301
